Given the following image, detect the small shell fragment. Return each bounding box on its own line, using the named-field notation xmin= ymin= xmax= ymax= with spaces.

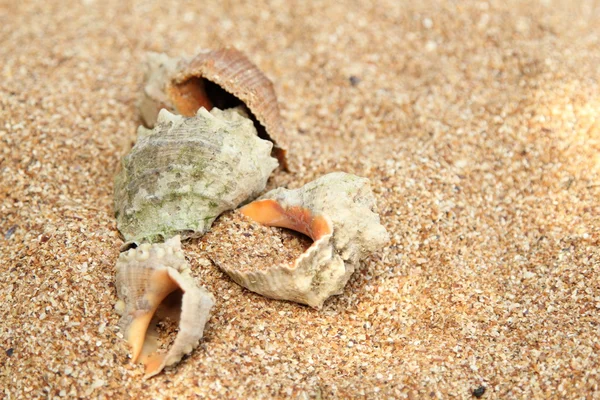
xmin=139 ymin=49 xmax=289 ymax=168
xmin=211 ymin=172 xmax=389 ymax=309
xmin=115 ymin=236 xmax=215 ymax=379
xmin=114 ymin=107 xmax=278 ymax=244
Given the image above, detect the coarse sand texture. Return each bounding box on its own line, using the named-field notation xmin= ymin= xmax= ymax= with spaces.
xmin=1 ymin=0 xmax=599 ymax=398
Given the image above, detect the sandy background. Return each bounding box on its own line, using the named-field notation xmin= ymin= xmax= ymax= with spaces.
xmin=1 ymin=0 xmax=600 ymax=398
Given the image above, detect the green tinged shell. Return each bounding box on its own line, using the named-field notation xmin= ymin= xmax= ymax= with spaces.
xmin=114 ymin=107 xmax=278 ymax=243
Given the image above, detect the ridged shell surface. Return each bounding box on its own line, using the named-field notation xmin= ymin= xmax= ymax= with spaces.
xmin=115 ymin=236 xmax=215 ymax=379
xmin=139 ymin=49 xmax=289 ymax=168
xmin=217 ymin=218 xmax=344 ymax=309
xmin=218 ymin=172 xmax=390 ymax=309
xmin=114 ymin=107 xmax=278 ymax=244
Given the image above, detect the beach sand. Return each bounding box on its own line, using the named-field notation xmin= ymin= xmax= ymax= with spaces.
xmin=1 ymin=0 xmax=599 ymax=398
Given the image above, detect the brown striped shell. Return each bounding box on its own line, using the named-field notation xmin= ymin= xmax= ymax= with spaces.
xmin=139 ymin=49 xmax=289 ymax=169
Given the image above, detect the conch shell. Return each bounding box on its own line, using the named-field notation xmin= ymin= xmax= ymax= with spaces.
xmin=115 ymin=236 xmax=215 ymax=379
xmin=114 ymin=107 xmax=278 ymax=244
xmin=211 ymin=172 xmax=389 ymax=309
xmin=138 ymin=49 xmax=289 ymax=168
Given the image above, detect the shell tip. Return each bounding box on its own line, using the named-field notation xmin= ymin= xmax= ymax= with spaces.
xmin=156 ymin=108 xmax=180 ymax=124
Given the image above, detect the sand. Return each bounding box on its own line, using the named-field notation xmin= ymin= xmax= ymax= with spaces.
xmin=204 ymin=211 xmax=313 ymax=273
xmin=1 ymin=0 xmax=599 ymax=398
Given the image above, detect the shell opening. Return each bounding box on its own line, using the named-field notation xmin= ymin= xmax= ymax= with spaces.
xmin=140 ymin=288 xmax=184 ymax=376
xmin=140 ymin=49 xmax=289 ymax=169
xmin=212 ymin=173 xmax=388 ymax=309
xmin=170 ymin=78 xmax=243 ymax=116
xmin=125 ymin=269 xmax=182 ymax=365
xmin=168 ymin=77 xmax=214 ymax=116
xmin=239 ymin=199 xmax=332 ymax=241
xmin=116 ymin=237 xmax=215 ymax=378
xmin=169 ymin=78 xmax=281 ymax=163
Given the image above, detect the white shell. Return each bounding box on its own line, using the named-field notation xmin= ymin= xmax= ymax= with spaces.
xmin=114 ymin=107 xmax=278 ymax=244
xmin=115 ymin=236 xmax=215 ymax=378
xmin=138 ymin=52 xmax=181 ymax=128
xmin=216 ymin=172 xmax=389 ymax=309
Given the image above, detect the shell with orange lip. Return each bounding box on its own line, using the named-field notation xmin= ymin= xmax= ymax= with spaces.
xmin=115 ymin=236 xmax=215 ymax=379
xmin=138 ymin=48 xmax=289 ymax=169
xmin=216 ymin=172 xmax=389 ymax=309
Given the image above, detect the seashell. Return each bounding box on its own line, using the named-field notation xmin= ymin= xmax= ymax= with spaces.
xmin=115 ymin=236 xmax=215 ymax=379
xmin=139 ymin=49 xmax=289 ymax=169
xmin=114 ymin=107 xmax=278 ymax=244
xmin=209 ymin=172 xmax=389 ymax=309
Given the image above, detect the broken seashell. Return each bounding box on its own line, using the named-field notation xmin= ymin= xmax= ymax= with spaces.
xmin=210 ymin=172 xmax=389 ymax=309
xmin=139 ymin=49 xmax=289 ymax=168
xmin=115 ymin=236 xmax=215 ymax=379
xmin=114 ymin=107 xmax=278 ymax=244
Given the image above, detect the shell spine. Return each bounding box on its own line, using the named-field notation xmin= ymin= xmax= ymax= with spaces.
xmin=114 ymin=107 xmax=278 ymax=244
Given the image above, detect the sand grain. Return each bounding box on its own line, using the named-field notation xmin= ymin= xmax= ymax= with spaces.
xmin=1 ymin=0 xmax=599 ymax=398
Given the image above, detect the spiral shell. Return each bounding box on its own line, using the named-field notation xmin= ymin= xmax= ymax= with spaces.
xmin=139 ymin=49 xmax=289 ymax=169
xmin=209 ymin=172 xmax=389 ymax=309
xmin=115 ymin=236 xmax=215 ymax=379
xmin=114 ymin=107 xmax=278 ymax=244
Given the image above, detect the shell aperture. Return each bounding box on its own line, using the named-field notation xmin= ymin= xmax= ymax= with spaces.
xmin=115 ymin=236 xmax=215 ymax=379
